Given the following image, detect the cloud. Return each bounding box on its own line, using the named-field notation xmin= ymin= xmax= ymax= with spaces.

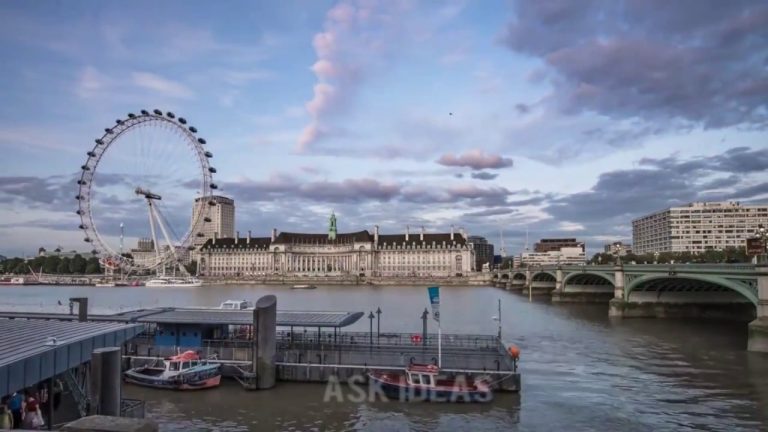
xmin=437 ymin=150 xmax=514 ymax=170
xmin=470 ymin=172 xmax=498 ymax=181
xmin=501 ymin=1 xmax=768 ymax=130
xmin=131 ymin=72 xmax=194 ymax=99
xmin=543 ymin=146 xmax=768 ymax=230
xmin=298 ymin=0 xmax=410 ymax=151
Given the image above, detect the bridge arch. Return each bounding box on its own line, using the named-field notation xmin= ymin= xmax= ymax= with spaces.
xmin=625 ymin=274 xmax=758 ymax=306
xmin=531 ymin=271 xmax=556 ymax=282
xmin=563 ymin=272 xmax=615 ymax=287
xmin=500 ymin=273 xmax=509 ymax=280
xmin=512 ymin=272 xmax=526 ymax=281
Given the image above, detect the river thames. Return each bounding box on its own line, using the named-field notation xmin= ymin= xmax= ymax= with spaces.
xmin=2 ymin=284 xmax=767 ymax=431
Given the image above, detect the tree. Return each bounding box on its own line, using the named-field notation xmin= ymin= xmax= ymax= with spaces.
xmin=43 ymin=255 xmax=61 ymax=274
xmin=57 ymin=257 xmax=71 ymax=274
xmin=85 ymin=257 xmax=101 ymax=274
xmin=13 ymin=261 xmax=28 ymax=274
xmin=184 ymin=260 xmax=198 ymax=275
xmin=69 ymin=254 xmax=87 ymax=274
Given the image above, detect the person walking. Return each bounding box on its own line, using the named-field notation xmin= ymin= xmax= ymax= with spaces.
xmin=0 ymin=396 xmax=13 ymax=430
xmin=21 ymin=390 xmax=44 ymax=430
xmin=6 ymin=392 xmax=22 ymax=430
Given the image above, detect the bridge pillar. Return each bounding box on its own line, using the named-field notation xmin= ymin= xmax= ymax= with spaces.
xmin=748 ymin=264 xmax=768 ymax=352
xmin=555 ymin=266 xmax=563 ymax=292
xmin=524 ymin=267 xmax=531 ymax=292
xmin=608 ymin=264 xmax=625 ymax=317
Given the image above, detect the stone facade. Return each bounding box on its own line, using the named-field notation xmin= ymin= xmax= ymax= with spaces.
xmin=198 ymin=218 xmax=474 ymax=278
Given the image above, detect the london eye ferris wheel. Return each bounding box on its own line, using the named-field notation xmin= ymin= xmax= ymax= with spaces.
xmin=76 ymin=109 xmax=218 ymax=273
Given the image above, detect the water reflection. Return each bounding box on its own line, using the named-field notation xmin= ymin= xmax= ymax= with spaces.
xmin=2 ymin=284 xmax=767 ymax=431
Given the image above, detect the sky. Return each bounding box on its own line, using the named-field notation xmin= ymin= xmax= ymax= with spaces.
xmin=0 ymin=0 xmax=767 ymax=258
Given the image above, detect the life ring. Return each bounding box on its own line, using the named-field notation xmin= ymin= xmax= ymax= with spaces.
xmin=410 ymin=334 xmax=422 ymax=344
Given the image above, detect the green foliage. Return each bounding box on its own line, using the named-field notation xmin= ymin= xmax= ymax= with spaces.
xmin=69 ymin=254 xmax=87 ymax=274
xmin=57 ymin=257 xmax=71 ymax=274
xmin=43 ymin=255 xmax=61 ymax=273
xmin=184 ymin=260 xmax=197 ymax=275
xmin=589 ymin=247 xmax=751 ymax=264
xmin=85 ymin=257 xmax=101 ymax=274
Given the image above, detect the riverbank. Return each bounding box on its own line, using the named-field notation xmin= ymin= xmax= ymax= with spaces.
xmin=202 ymin=274 xmax=492 ymax=286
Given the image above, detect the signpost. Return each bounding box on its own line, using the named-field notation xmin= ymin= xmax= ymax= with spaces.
xmin=427 ymin=286 xmax=441 ymax=367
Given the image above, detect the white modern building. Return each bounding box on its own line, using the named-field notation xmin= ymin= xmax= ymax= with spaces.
xmin=192 ymin=195 xmax=235 ymax=247
xmin=632 ymin=201 xmax=768 ymax=254
xmin=198 ymin=214 xmax=475 ymax=278
xmin=519 ymin=246 xmax=586 ymax=266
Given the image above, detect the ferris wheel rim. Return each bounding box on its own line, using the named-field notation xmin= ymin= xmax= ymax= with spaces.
xmin=76 ymin=110 xmax=216 ymax=270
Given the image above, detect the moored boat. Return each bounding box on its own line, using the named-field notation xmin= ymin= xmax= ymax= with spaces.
xmin=367 ymin=363 xmax=493 ymax=403
xmin=124 ymin=351 xmax=221 ymax=390
xmin=291 ymin=284 xmax=317 ymax=289
xmin=145 ymin=277 xmax=202 ymax=287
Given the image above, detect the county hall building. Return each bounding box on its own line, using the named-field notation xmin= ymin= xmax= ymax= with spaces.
xmin=198 ymin=213 xmax=475 ymax=278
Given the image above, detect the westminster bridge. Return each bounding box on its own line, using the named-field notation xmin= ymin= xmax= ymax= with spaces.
xmin=491 ymin=263 xmax=768 ymax=352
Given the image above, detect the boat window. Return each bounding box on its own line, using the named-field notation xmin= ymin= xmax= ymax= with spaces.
xmin=182 ymin=332 xmax=187 ymax=337
xmin=180 ymin=361 xmax=188 ymax=370
xmin=411 ymin=374 xmax=421 ymax=385
xmin=168 ymin=362 xmax=179 ymax=371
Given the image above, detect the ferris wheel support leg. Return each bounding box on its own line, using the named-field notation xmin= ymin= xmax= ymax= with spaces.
xmin=150 ymin=201 xmax=189 ymax=276
xmin=147 ymin=200 xmax=161 ymax=258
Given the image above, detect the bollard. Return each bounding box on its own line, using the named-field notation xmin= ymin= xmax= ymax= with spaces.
xmin=253 ymin=295 xmax=277 ymax=389
xmin=89 ymin=347 xmax=121 ymax=416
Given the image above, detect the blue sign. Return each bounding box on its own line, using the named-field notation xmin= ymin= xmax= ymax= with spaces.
xmin=428 ymin=286 xmax=440 ymax=322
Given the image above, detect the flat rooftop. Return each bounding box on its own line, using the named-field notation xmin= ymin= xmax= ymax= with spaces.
xmin=0 ymin=308 xmax=365 ymax=328
xmin=0 ymin=319 xmax=144 ymax=397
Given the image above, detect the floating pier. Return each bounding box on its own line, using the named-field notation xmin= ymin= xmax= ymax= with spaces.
xmin=0 ymin=298 xmax=521 ymax=394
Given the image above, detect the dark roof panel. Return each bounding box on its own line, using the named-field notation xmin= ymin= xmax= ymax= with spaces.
xmin=378 ymin=233 xmax=467 ymax=246
xmin=0 ymin=320 xmax=144 ymax=397
xmin=201 ymin=237 xmax=273 ymax=250
xmin=274 ymin=231 xmax=373 ymax=244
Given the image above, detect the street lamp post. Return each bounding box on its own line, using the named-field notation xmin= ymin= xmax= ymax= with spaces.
xmin=376 ymin=307 xmax=382 ymax=341
xmin=613 ymin=242 xmax=622 ymax=265
xmin=654 ymin=251 xmax=660 ymax=265
xmin=421 ymin=308 xmax=429 ymax=348
xmin=756 ymin=224 xmax=768 ymax=263
xmin=368 ymin=311 xmax=375 ymax=352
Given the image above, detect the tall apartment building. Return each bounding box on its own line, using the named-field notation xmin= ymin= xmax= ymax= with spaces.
xmin=534 ymin=238 xmax=582 ymax=253
xmin=468 ymin=235 xmax=494 ymax=271
xmin=192 ymin=195 xmax=235 ymax=247
xmin=632 ymin=201 xmax=768 ymax=254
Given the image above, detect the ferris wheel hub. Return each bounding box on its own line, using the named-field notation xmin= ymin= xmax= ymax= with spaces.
xmin=135 ymin=187 xmax=162 ymax=200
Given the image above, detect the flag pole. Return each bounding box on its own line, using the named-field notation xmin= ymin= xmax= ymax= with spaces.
xmin=438 ymin=320 xmax=442 ymax=367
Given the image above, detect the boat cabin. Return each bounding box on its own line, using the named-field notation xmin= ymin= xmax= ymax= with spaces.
xmin=219 ymin=300 xmax=252 ymax=310
xmin=166 ymin=351 xmax=205 ymax=372
xmin=406 ymin=364 xmax=439 ymax=387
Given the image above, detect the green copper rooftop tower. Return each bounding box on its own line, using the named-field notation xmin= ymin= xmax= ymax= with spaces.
xmin=328 ymin=211 xmax=337 ymax=240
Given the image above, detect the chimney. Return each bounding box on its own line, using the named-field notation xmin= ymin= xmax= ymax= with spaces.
xmin=420 ymin=226 xmax=424 ymax=241
xmin=247 ymin=230 xmax=252 ymax=245
xmin=450 ymin=225 xmax=454 ymax=241
xmin=236 ymin=230 xmax=240 ymax=240
xmin=271 ymin=228 xmax=277 ymax=242
xmin=374 ymin=225 xmax=379 ymax=244
xmin=405 ymin=225 xmax=409 ymax=242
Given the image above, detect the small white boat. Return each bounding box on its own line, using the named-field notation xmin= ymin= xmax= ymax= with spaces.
xmin=219 ymin=299 xmax=253 ymax=310
xmin=124 ymin=351 xmax=221 ymax=390
xmin=291 ymin=284 xmax=317 ymax=290
xmin=145 ymin=277 xmax=202 ymax=287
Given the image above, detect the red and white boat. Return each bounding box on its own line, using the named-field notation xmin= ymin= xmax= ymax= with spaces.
xmin=124 ymin=351 xmax=221 ymax=390
xmin=367 ymin=363 xmax=493 ymax=403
